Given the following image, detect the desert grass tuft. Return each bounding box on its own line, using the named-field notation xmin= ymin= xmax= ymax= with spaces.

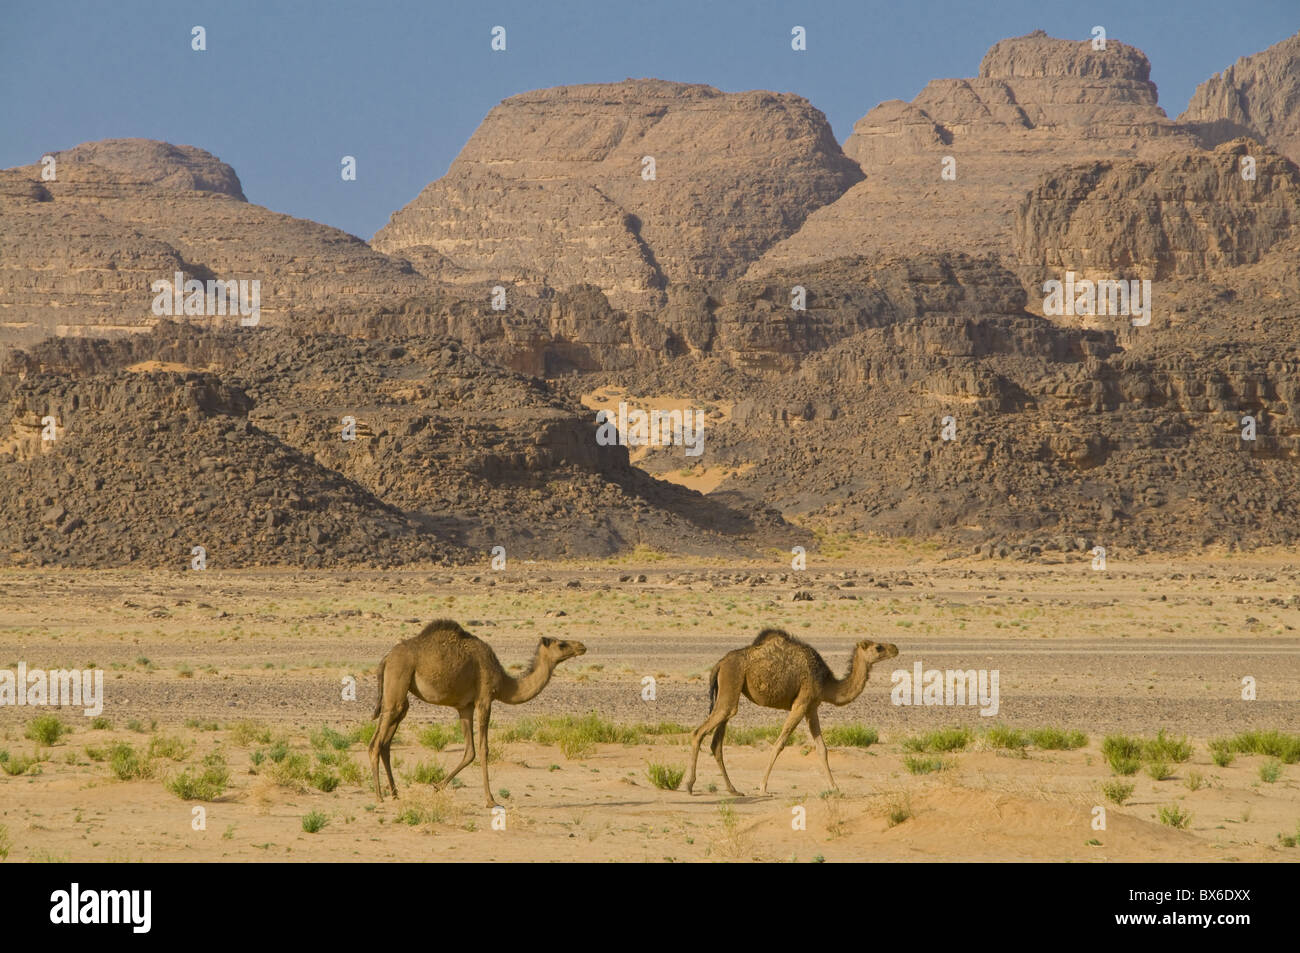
xmin=646 ymin=762 xmax=684 ymax=790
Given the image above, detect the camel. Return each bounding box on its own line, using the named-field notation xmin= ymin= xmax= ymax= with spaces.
xmin=685 ymin=629 xmax=899 ymax=796
xmin=369 ymin=619 xmax=586 ymax=807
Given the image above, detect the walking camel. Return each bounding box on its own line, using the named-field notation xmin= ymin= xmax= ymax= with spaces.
xmin=685 ymin=629 xmax=899 ymax=795
xmin=369 ymin=619 xmax=586 ymax=807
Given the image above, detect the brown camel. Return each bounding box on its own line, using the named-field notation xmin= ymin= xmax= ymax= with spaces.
xmin=369 ymin=619 xmax=586 ymax=807
xmin=685 ymin=629 xmax=898 ymax=796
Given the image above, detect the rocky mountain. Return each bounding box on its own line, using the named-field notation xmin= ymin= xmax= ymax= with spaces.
xmin=0 ymin=138 xmax=433 ymax=350
xmin=372 ymin=79 xmax=864 ymax=309
xmin=1014 ymin=139 xmax=1300 ymax=295
xmin=1180 ymin=31 xmax=1300 ymax=164
xmin=749 ymin=31 xmax=1198 ymax=275
xmin=7 ymin=27 xmax=1300 ymax=564
xmin=0 ymin=322 xmax=796 ymax=567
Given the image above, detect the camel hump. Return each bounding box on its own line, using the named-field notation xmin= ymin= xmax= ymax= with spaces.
xmin=418 ymin=618 xmax=472 ymax=639
xmin=752 ymin=627 xmax=795 ymax=646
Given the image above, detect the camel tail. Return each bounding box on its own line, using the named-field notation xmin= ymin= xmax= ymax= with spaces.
xmin=371 ymin=657 xmax=386 ymax=720
xmin=708 ymin=663 xmax=719 ymax=711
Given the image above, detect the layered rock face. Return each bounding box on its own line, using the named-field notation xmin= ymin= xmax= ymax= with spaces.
xmin=0 ymin=323 xmax=795 ymax=566
xmin=304 ymin=253 xmax=1026 ymax=376
xmin=1180 ymin=31 xmax=1300 ymax=164
xmin=750 ymin=31 xmax=1196 ymax=275
xmin=1015 ymin=139 xmax=1300 ymax=292
xmin=372 ymin=80 xmax=863 ymax=309
xmin=0 ymin=139 xmax=433 ymax=349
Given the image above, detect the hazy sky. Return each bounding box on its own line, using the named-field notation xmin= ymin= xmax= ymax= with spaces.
xmin=3 ymin=0 xmax=1296 ymax=239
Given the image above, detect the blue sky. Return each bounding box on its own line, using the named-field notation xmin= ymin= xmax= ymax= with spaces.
xmin=2 ymin=0 xmax=1296 ymax=239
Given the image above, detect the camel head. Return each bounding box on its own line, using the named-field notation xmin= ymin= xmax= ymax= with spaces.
xmin=538 ymin=636 xmax=587 ymax=666
xmin=856 ymin=640 xmax=899 ymax=665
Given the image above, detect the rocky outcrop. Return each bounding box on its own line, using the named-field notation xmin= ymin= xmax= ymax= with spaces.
xmin=373 ymin=80 xmax=863 ymax=309
xmin=1014 ymin=140 xmax=1300 ymax=290
xmin=1180 ymin=31 xmax=1300 ymax=164
xmin=0 ymin=139 xmax=434 ymax=349
xmin=750 ymin=31 xmax=1196 ymax=275
xmin=0 ymin=323 xmax=796 ymax=565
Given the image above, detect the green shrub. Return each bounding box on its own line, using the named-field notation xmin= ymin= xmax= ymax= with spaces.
xmin=166 ymin=753 xmax=229 ymax=800
xmin=647 ymin=763 xmax=685 ymax=790
xmin=904 ymin=726 xmax=973 ymax=753
xmin=228 ymin=721 xmax=272 ymax=746
xmin=1102 ymin=780 xmax=1134 ymax=805
xmin=25 ymin=715 xmax=68 ymax=746
xmin=301 ymin=811 xmax=328 ymax=833
xmin=109 ymin=743 xmax=149 ymax=780
xmin=984 ymin=724 xmax=1028 ymax=750
xmin=418 ymin=725 xmax=460 ymax=751
xmin=1028 ymin=727 xmax=1088 ymax=750
xmin=903 ymin=755 xmax=946 ymax=775
xmin=409 ymin=762 xmax=446 ymax=785
xmin=824 ymin=724 xmax=878 ymax=747
xmin=1220 ymin=731 xmax=1300 ymax=764
xmin=1144 ymin=730 xmax=1192 ymax=764
xmin=1158 ymin=804 xmax=1191 ymax=829
xmin=147 ymin=734 xmax=193 ymax=762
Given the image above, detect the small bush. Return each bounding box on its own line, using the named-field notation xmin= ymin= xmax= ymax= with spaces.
xmin=357 ymin=722 xmax=377 ymax=745
xmin=647 ymin=763 xmax=685 ymax=790
xmin=147 ymin=734 xmax=194 ymax=762
xmin=267 ymin=752 xmax=311 ymax=786
xmin=338 ymin=758 xmax=363 ymax=785
xmin=1029 ymin=727 xmax=1088 ymax=750
xmin=109 ymin=743 xmax=150 ymax=781
xmin=884 ymin=792 xmax=913 ymax=827
xmin=902 ymin=726 xmax=973 ymax=753
xmin=228 ymin=721 xmax=272 ymax=746
xmin=824 ymin=725 xmax=878 ymax=747
xmin=309 ymin=769 xmax=340 ymax=793
xmin=418 ymin=725 xmax=459 ymax=751
xmin=1102 ymin=780 xmax=1134 ymax=805
xmin=1184 ymin=771 xmax=1205 ymax=792
xmin=1208 ymin=739 xmax=1235 ymax=767
xmin=90 ymin=717 xmax=112 ymax=731
xmin=310 ymin=725 xmax=356 ymax=751
xmin=1 ymin=753 xmax=37 ymax=776
xmin=1145 ymin=730 xmax=1192 ymax=764
xmin=903 ymin=755 xmax=946 ymax=775
xmin=166 ymin=753 xmax=229 ymax=800
xmin=0 ymin=823 xmax=9 ymax=860
xmin=25 ymin=715 xmax=68 ymax=746
xmin=1158 ymin=804 xmax=1191 ymax=830
xmin=1259 ymin=759 xmax=1282 ymax=783
xmin=1146 ymin=760 xmax=1171 ymax=781
xmin=1102 ymin=735 xmax=1143 ymax=775
xmin=301 ymin=811 xmax=329 ymax=833
xmin=984 ymin=724 xmax=1028 ymax=750
xmin=409 ymin=762 xmax=446 ymax=785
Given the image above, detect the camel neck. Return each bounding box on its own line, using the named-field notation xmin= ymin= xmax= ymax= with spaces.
xmin=499 ymin=649 xmax=553 ymax=704
xmin=824 ymin=650 xmax=872 ymax=706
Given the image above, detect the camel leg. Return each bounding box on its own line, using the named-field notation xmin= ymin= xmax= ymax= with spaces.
xmin=434 ymin=708 xmax=476 ymax=790
xmin=759 ymin=704 xmax=807 ymax=795
xmin=686 ymin=668 xmax=741 ymax=795
xmin=379 ymin=697 xmax=407 ymax=798
xmin=806 ymin=707 xmax=836 ymax=792
xmin=477 ymin=703 xmax=498 ymax=808
xmin=370 ymin=693 xmax=408 ymax=800
xmin=710 ymin=723 xmax=740 ymax=796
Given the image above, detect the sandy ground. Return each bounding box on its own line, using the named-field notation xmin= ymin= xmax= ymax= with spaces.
xmin=1 ymin=544 xmax=1298 ymax=862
